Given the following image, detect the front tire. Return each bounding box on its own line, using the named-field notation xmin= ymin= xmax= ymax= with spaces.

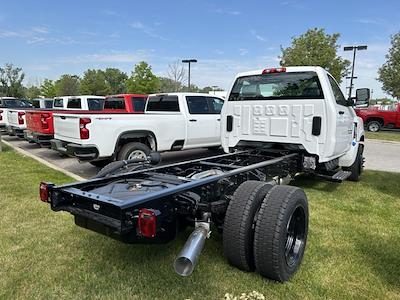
xmin=223 ymin=181 xmax=274 ymax=272
xmin=254 ymin=185 xmax=308 ymax=282
xmin=117 ymin=142 xmax=151 ymax=161
xmin=367 ymin=120 xmax=381 ymax=132
xmin=343 ymin=144 xmax=364 ymax=182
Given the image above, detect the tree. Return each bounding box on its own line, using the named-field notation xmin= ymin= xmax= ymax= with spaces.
xmin=40 ymin=79 xmax=57 ymax=98
xmin=158 ymin=77 xmax=183 ymax=93
xmin=280 ymin=28 xmax=350 ymax=83
xmin=378 ymin=32 xmax=400 ymax=99
xmin=166 ymin=61 xmax=186 ymax=91
xmin=80 ymin=69 xmax=109 ymax=96
xmin=126 ymin=61 xmax=160 ymax=94
xmin=104 ymin=68 xmax=128 ymax=94
xmin=25 ymin=85 xmax=41 ymax=99
xmin=55 ymin=75 xmax=81 ymax=96
xmin=0 ymin=63 xmax=25 ymax=97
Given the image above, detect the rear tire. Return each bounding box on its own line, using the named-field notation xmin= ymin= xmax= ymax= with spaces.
xmin=117 ymin=142 xmax=151 ymax=161
xmin=367 ymin=120 xmax=381 ymax=132
xmin=89 ymin=159 xmax=112 ymax=168
xmin=343 ymin=144 xmax=364 ymax=182
xmin=254 ymin=185 xmax=308 ymax=282
xmin=223 ymin=181 xmax=274 ymax=272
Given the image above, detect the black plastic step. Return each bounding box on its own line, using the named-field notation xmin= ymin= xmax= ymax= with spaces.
xmin=315 ymin=170 xmax=352 ymax=183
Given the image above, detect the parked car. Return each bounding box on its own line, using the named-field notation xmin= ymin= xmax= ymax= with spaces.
xmin=50 ymin=93 xmax=224 ymax=166
xmin=3 ymin=98 xmax=34 ymax=137
xmin=24 ymin=95 xmax=105 ymax=145
xmin=41 ymin=66 xmax=369 ymax=281
xmin=356 ymin=102 xmax=400 ymax=131
xmin=31 ymin=98 xmax=54 ymax=109
xmin=24 ymin=94 xmax=145 ymax=146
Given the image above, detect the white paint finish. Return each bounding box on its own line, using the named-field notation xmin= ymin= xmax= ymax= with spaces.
xmin=221 ymin=66 xmax=363 ymax=166
xmin=53 ymin=93 xmax=224 ymax=159
xmin=7 ymin=109 xmax=27 ymax=130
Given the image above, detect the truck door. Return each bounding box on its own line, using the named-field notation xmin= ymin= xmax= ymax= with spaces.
xmin=185 ymin=96 xmax=221 ymax=147
xmin=208 ymin=96 xmax=224 ymax=140
xmin=328 ymin=75 xmax=353 ymax=155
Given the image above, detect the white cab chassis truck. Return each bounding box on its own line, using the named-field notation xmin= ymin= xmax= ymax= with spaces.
xmin=41 ymin=67 xmax=370 ymax=283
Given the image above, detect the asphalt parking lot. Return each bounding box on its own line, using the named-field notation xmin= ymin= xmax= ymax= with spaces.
xmin=2 ymin=134 xmax=400 ymax=178
xmin=1 ymin=135 xmax=223 ymax=178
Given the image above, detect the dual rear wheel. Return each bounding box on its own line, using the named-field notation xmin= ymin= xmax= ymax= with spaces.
xmin=223 ymin=181 xmax=308 ymax=282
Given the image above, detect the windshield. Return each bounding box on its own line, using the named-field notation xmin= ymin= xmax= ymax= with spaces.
xmin=229 ymin=71 xmax=324 ymax=101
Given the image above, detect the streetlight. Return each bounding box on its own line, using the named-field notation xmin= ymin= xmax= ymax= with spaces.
xmin=182 ymin=59 xmax=197 ymax=91
xmin=343 ymin=45 xmax=367 ymax=99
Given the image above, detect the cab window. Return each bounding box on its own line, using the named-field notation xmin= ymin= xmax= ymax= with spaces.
xmin=328 ymin=75 xmax=348 ymax=106
xmin=208 ymin=97 xmax=224 ymax=114
xmin=104 ymin=97 xmax=126 ymax=110
xmin=186 ymin=96 xmax=210 ymax=114
xmin=67 ymin=98 xmax=82 ymax=109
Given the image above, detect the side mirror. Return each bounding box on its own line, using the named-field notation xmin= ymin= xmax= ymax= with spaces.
xmin=355 ymin=88 xmax=370 ymax=107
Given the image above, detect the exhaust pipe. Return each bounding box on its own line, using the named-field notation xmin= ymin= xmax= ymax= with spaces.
xmin=174 ymin=225 xmax=209 ymax=276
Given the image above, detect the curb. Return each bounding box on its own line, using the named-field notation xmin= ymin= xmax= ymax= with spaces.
xmin=1 ymin=139 xmax=85 ymax=181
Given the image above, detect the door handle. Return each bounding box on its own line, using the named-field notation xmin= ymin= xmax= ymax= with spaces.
xmin=338 ymin=111 xmax=345 ymax=115
xmin=189 ymin=119 xmax=197 ymax=122
xmin=217 ymin=118 xmax=221 ymax=121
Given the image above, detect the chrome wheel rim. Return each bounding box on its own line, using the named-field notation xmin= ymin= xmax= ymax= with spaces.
xmin=127 ymin=150 xmax=147 ymax=160
xmin=369 ymin=123 xmax=379 ymax=132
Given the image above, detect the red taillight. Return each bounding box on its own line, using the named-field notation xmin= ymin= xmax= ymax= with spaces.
xmin=0 ymin=110 xmax=3 ymax=121
xmin=39 ymin=182 xmax=49 ymax=202
xmin=262 ymin=67 xmax=286 ymax=74
xmin=40 ymin=113 xmax=51 ymax=129
xmin=138 ymin=208 xmax=157 ymax=238
xmin=79 ymin=117 xmax=91 ymax=139
xmin=18 ymin=111 xmax=25 ymax=125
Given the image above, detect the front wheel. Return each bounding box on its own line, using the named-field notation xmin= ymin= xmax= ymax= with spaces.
xmin=253 ymin=185 xmax=308 ymax=282
xmin=367 ymin=121 xmax=381 ymax=132
xmin=117 ymin=142 xmax=151 ymax=161
xmin=343 ymin=144 xmax=364 ymax=182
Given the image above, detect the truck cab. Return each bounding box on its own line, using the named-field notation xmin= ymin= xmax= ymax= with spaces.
xmin=31 ymin=98 xmax=54 ymax=109
xmin=53 ymin=95 xmax=105 ymax=110
xmin=221 ymin=66 xmax=368 ymax=178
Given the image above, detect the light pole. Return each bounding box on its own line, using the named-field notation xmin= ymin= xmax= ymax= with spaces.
xmin=182 ymin=59 xmax=197 ymax=91
xmin=343 ymin=45 xmax=367 ymax=99
xmin=211 ymin=85 xmax=219 ymax=95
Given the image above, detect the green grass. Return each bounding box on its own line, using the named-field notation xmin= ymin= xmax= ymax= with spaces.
xmin=1 ymin=144 xmax=400 ymax=299
xmin=366 ymin=131 xmax=400 ymax=142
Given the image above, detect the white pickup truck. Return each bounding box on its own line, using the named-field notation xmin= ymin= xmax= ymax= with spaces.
xmin=50 ymin=93 xmax=225 ymax=166
xmin=2 ymin=98 xmax=33 ymax=137
xmin=221 ymin=66 xmax=368 ymax=181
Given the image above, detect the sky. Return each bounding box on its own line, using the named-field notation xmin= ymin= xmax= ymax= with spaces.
xmin=0 ymin=0 xmax=399 ymax=98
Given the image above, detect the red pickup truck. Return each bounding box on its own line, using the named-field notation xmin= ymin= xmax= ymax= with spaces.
xmin=356 ymin=103 xmax=400 ymax=132
xmin=25 ymin=94 xmax=147 ymax=146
